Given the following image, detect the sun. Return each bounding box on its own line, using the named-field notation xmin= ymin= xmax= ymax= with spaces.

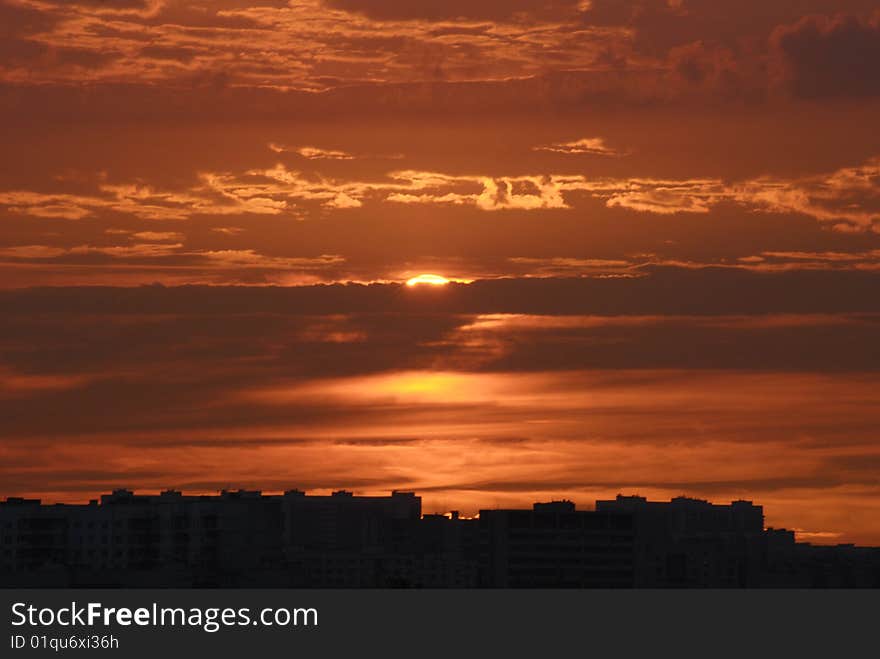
xmin=405 ymin=273 xmax=451 ymax=287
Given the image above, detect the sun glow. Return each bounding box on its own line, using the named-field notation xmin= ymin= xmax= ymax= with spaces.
xmin=406 ymin=273 xmax=451 ymax=287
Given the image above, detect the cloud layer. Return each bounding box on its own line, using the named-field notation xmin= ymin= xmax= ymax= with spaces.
xmin=2 ymin=280 xmax=880 ymax=543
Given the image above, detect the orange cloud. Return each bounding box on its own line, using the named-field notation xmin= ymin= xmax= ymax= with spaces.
xmin=1 ymin=0 xmax=626 ymax=92
xmin=270 ymin=143 xmax=355 ymax=160
xmin=533 ymin=137 xmax=626 ymax=156
xmin=2 ymin=156 xmax=879 ymax=229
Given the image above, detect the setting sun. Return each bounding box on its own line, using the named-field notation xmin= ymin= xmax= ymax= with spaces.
xmin=406 ymin=274 xmax=451 ymax=287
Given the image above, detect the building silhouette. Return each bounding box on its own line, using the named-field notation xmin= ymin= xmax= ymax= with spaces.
xmin=478 ymin=501 xmax=635 ymax=587
xmin=1 ymin=489 xmax=878 ymax=588
xmin=596 ymin=495 xmax=765 ymax=587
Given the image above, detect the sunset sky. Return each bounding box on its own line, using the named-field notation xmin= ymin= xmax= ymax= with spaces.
xmin=2 ymin=0 xmax=880 ymax=544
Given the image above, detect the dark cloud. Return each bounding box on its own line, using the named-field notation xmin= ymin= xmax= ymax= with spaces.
xmin=453 ymin=315 xmax=880 ymax=373
xmin=0 ymin=73 xmax=665 ymax=123
xmin=3 ymin=0 xmax=880 ymax=113
xmin=138 ymin=44 xmax=200 ymax=61
xmin=0 ymin=1 xmax=54 ymax=64
xmin=3 ymin=267 xmax=879 ymax=316
xmin=583 ymin=1 xmax=879 ymax=53
xmin=0 ymin=1 xmax=57 ymax=38
xmin=581 ymin=2 xmax=880 ymax=103
xmin=428 ymin=475 xmax=860 ymax=495
xmin=322 ymin=0 xmax=583 ymax=22
xmin=45 ymin=0 xmax=156 ymax=8
xmin=1 ymin=271 xmax=880 ymax=442
xmin=773 ymin=12 xmax=880 ymax=98
xmin=0 ymin=468 xmax=173 ymax=494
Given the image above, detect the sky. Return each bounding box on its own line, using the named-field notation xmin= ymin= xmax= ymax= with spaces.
xmin=1 ymin=0 xmax=880 ymax=544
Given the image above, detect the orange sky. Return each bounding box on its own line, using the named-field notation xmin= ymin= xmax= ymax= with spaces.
xmin=1 ymin=0 xmax=880 ymax=544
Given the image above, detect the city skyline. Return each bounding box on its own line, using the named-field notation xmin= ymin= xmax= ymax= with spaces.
xmin=3 ymin=487 xmax=878 ymax=588
xmin=0 ymin=485 xmax=869 ymax=547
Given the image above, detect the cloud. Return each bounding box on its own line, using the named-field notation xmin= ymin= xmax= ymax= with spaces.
xmin=772 ymin=12 xmax=880 ymax=98
xmin=0 ymin=243 xmax=345 ymax=268
xmin=759 ymin=250 xmax=880 ymax=263
xmin=2 ymin=267 xmax=880 ymax=314
xmin=507 ymin=251 xmax=880 ymax=278
xmin=197 ymin=249 xmax=344 ymax=270
xmin=0 ymin=371 xmax=88 ymax=397
xmin=296 ymin=146 xmax=353 ymax=160
xmin=507 ymin=257 xmax=633 ymax=277
xmin=533 ymin=137 xmax=626 ymax=156
xmin=2 ymin=155 xmax=880 ymax=229
xmin=0 ymin=243 xmax=182 ymax=259
xmin=269 ymin=143 xmax=355 ymax=160
xmin=0 ymin=179 xmax=291 ymax=221
xmin=733 ymin=160 xmax=880 ymax=230
xmin=384 ymin=158 xmax=880 ymax=228
xmin=0 ymin=191 xmax=93 ymax=219
xmin=562 ymin=159 xmax=880 ymax=229
xmin=3 ymin=0 xmax=879 ymax=117
xmin=0 ymin=242 xmax=347 ymax=285
xmin=0 ymin=0 xmax=622 ymax=94
xmin=68 ymin=243 xmax=185 ymax=258
xmin=320 ymin=0 xmax=585 ymax=22
xmin=583 ymin=1 xmax=880 ymax=53
xmin=132 ymin=231 xmax=184 ymax=241
xmin=440 ymin=311 xmax=880 ymax=372
xmin=37 ymin=0 xmax=165 ymax=15
xmin=0 ymin=245 xmax=67 ymax=259
xmin=605 ymin=188 xmax=714 ymax=214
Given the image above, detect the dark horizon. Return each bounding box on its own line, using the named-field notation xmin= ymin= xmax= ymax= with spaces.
xmin=3 ymin=485 xmax=876 ymax=550
xmin=4 ymin=486 xmax=879 ymax=588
